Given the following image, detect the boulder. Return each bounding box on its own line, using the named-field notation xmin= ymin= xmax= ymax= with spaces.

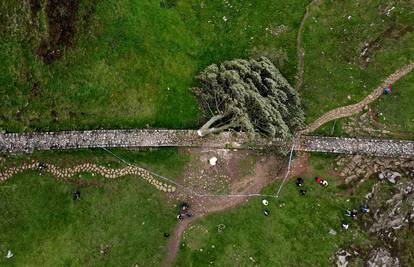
xmin=378 ymin=170 xmax=401 ymax=184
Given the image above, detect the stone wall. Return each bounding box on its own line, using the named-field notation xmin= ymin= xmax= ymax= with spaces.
xmin=297 ymin=136 xmax=414 ymax=158
xmin=0 ymin=129 xmax=413 ymax=158
xmin=0 ymin=129 xmax=269 ymax=153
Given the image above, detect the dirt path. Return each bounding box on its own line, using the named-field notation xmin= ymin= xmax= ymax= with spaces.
xmin=163 ymin=152 xmax=284 ymax=266
xmin=300 ymin=62 xmax=414 ymax=134
xmin=295 ymin=0 xmax=321 ymax=91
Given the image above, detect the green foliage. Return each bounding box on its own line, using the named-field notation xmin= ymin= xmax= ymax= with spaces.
xmin=0 ymin=0 xmax=307 ymax=132
xmin=196 ymin=57 xmax=305 ymax=139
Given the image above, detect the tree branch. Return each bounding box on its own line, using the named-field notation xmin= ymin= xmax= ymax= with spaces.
xmin=197 ymin=112 xmax=234 ymax=136
xmin=198 ymin=122 xmax=237 ymax=136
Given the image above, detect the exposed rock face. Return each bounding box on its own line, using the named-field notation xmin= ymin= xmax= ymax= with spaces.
xmin=378 ymin=170 xmax=401 ymax=184
xmin=370 ymin=178 xmax=414 ymax=234
xmin=335 ymin=155 xmax=414 ymax=266
xmin=338 ymin=155 xmax=414 ymax=235
xmin=336 ymin=155 xmax=414 ymax=184
xmin=336 ymin=249 xmax=351 ymax=267
xmin=367 ymin=248 xmax=399 ymax=267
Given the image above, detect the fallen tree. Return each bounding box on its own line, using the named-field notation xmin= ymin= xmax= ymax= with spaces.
xmin=194 ymin=57 xmax=305 ymax=139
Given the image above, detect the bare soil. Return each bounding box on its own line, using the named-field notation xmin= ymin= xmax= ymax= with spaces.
xmin=163 ymin=148 xmax=298 ymax=266
xmin=360 ymin=24 xmax=413 ymax=67
xmin=33 ymin=0 xmax=80 ymax=64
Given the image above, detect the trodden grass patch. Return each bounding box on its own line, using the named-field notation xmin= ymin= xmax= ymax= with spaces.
xmin=175 ymin=154 xmax=372 ymax=266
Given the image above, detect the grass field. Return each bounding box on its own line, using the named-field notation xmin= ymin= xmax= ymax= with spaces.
xmin=0 ymin=0 xmax=308 ymax=132
xmin=0 ymin=150 xmax=407 ymax=266
xmin=174 ymin=154 xmax=372 ymax=266
xmin=0 ymin=148 xmax=188 ymax=266
xmin=1 ymin=0 xmax=413 ymax=265
xmin=1 ymin=0 xmax=412 ymax=135
xmin=373 ymin=72 xmax=414 ymax=133
xmin=300 ymin=0 xmax=414 ymax=132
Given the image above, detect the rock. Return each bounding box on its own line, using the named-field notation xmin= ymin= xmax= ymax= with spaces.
xmin=367 ymin=248 xmax=399 ymax=267
xmin=378 ymin=170 xmax=401 ymax=184
xmin=209 ymin=157 xmax=218 ymax=166
xmin=353 ymin=155 xmax=362 ymax=163
xmin=6 ymin=250 xmax=13 ymax=259
xmin=336 ymin=249 xmax=351 ymax=267
xmin=388 ymin=176 xmax=396 ymax=184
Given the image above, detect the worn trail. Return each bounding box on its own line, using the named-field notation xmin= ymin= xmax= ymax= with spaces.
xmin=164 ymin=155 xmax=286 ymax=265
xmin=295 ymin=0 xmax=321 ymax=91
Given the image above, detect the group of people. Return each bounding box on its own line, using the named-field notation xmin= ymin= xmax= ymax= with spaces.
xmin=341 ymin=203 xmax=370 ymax=230
xmin=295 ymin=176 xmax=329 ymax=196
xmin=176 ymin=202 xmax=192 ymax=220
xmin=294 ymin=176 xmax=371 ymax=230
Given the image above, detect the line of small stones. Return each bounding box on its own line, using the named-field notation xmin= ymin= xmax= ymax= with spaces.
xmin=300 ymin=62 xmax=414 ymax=134
xmin=0 ymin=162 xmax=176 ymax=193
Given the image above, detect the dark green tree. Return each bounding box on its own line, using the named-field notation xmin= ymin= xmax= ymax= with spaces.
xmin=194 ymin=57 xmax=304 ymax=139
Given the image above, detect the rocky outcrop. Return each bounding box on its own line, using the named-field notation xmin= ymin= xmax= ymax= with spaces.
xmin=335 ymin=250 xmax=351 ymax=267
xmin=370 ymin=178 xmax=414 ymax=234
xmin=336 ymin=155 xmax=414 ymax=184
xmin=367 ymin=248 xmax=400 ymax=267
xmin=378 ymin=170 xmax=401 ymax=184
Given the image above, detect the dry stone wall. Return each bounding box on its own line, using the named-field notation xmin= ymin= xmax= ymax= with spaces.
xmin=297 ymin=136 xmax=414 ymax=158
xmin=0 ymin=129 xmax=413 ymax=158
xmin=0 ymin=129 xmax=263 ymax=153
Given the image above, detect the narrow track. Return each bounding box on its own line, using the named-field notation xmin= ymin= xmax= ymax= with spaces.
xmin=295 ymin=0 xmax=321 ymax=91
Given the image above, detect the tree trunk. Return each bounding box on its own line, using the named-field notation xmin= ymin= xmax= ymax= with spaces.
xmin=197 ymin=113 xmax=228 ymax=136
xmin=197 ymin=122 xmax=236 ymax=137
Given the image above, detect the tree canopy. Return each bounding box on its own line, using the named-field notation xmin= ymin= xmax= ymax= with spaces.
xmin=194 ymin=57 xmax=305 ymax=139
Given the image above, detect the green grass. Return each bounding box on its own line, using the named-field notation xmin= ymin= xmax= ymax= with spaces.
xmin=0 ymin=0 xmax=308 ymax=132
xmin=0 ymin=148 xmax=188 ymax=266
xmin=372 ymin=72 xmax=414 ymax=134
xmin=301 ymin=0 xmax=414 ymax=132
xmin=175 ymin=154 xmax=371 ymax=266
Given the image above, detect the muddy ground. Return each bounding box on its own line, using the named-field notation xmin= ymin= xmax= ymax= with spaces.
xmin=30 ymin=0 xmax=80 ymax=63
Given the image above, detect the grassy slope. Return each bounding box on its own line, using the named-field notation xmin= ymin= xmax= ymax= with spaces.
xmin=175 ymin=154 xmax=371 ymax=266
xmin=0 ymin=148 xmax=187 ymax=266
xmin=301 ymin=0 xmax=414 ymax=131
xmin=373 ymin=73 xmax=414 ymax=133
xmin=0 ymin=0 xmax=308 ymax=132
